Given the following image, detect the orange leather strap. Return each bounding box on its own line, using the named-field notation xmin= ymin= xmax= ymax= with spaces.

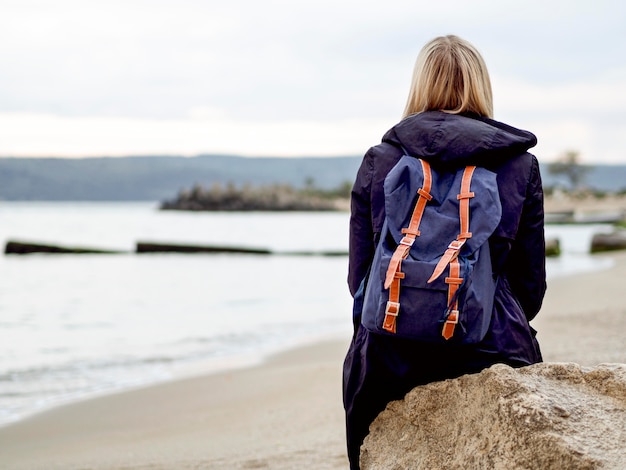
xmin=439 ymin=166 xmax=476 ymax=340
xmin=442 ymin=260 xmax=462 ymax=339
xmin=427 ymin=238 xmax=466 ymax=283
xmin=384 ymin=160 xmax=433 ymax=289
xmin=427 ymin=166 xmax=476 ymax=284
xmin=382 ymin=271 xmax=404 ymax=334
xmin=382 ymin=159 xmax=433 ymax=334
xmin=400 ymin=161 xmax=433 ymax=239
xmin=457 ymin=166 xmax=476 ymax=240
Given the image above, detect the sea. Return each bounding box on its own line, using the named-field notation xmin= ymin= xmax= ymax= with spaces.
xmin=0 ymin=202 xmax=615 ymax=427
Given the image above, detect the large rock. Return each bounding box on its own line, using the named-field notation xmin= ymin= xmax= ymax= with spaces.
xmin=361 ymin=362 xmax=626 ymax=470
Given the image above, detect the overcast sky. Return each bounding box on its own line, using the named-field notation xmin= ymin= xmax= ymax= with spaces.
xmin=1 ymin=0 xmax=625 ymax=162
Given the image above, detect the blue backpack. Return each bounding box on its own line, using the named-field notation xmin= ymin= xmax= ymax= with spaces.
xmin=361 ymin=154 xmax=502 ymax=343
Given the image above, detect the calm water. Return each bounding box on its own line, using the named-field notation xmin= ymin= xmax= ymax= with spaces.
xmin=0 ymin=202 xmax=614 ymax=427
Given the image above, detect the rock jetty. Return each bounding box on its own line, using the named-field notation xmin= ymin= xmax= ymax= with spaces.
xmin=361 ymin=362 xmax=626 ymax=470
xmin=160 ymin=183 xmax=347 ymax=211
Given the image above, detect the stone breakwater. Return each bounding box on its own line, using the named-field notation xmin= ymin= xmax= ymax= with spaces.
xmin=160 ymin=183 xmax=349 ymax=211
xmin=361 ymin=362 xmax=626 ymax=470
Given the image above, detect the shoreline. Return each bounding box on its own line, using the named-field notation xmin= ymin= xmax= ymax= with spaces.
xmin=0 ymin=338 xmax=353 ymax=470
xmin=0 ymin=329 xmax=351 ymax=430
xmin=1 ymin=253 xmax=625 ymax=469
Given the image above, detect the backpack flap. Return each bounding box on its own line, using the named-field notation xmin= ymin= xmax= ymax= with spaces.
xmin=384 ymin=156 xmax=501 ymax=259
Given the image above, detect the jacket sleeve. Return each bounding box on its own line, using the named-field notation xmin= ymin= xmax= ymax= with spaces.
xmin=347 ymin=149 xmax=375 ymax=297
xmin=507 ymin=155 xmax=547 ymax=321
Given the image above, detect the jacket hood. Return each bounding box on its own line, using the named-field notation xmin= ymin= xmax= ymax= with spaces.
xmin=382 ymin=111 xmax=537 ymax=169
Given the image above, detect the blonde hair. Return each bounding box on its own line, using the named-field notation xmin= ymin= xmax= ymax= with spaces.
xmin=402 ymin=35 xmax=493 ymax=119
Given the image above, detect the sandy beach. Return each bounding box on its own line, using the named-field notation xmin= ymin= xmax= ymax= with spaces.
xmin=1 ymin=253 xmax=625 ymax=469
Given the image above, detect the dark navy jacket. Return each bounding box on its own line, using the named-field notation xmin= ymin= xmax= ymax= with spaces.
xmin=344 ymin=111 xmax=546 ymax=469
xmin=348 ymin=111 xmax=546 ymax=323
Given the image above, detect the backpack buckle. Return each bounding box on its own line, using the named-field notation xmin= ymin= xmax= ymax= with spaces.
xmin=400 ymin=236 xmax=415 ymax=247
xmin=442 ymin=309 xmax=459 ymax=340
xmin=385 ymin=301 xmax=400 ymax=316
xmin=447 ymin=239 xmax=465 ymax=251
xmin=446 ymin=309 xmax=459 ymax=324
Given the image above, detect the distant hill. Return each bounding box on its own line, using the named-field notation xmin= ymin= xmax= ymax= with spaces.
xmin=0 ymin=155 xmax=363 ymax=201
xmin=0 ymin=155 xmax=624 ymax=201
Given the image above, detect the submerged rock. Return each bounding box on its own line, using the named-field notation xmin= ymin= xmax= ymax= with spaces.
xmin=590 ymin=231 xmax=626 ymax=253
xmin=135 ymin=241 xmax=271 ymax=255
xmin=361 ymin=362 xmax=626 ymax=470
xmin=4 ymin=240 xmax=123 ymax=255
xmin=545 ymin=237 xmax=561 ymax=257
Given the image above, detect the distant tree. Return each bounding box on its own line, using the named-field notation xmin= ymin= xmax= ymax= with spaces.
xmin=328 ymin=180 xmax=353 ymax=199
xmin=304 ymin=176 xmax=315 ymax=190
xmin=548 ymin=150 xmax=591 ymax=190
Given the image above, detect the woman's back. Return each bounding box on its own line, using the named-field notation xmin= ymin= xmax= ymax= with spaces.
xmin=342 ymin=35 xmax=546 ymax=470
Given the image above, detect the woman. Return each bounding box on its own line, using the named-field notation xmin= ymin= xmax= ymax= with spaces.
xmin=343 ymin=35 xmax=546 ymax=469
